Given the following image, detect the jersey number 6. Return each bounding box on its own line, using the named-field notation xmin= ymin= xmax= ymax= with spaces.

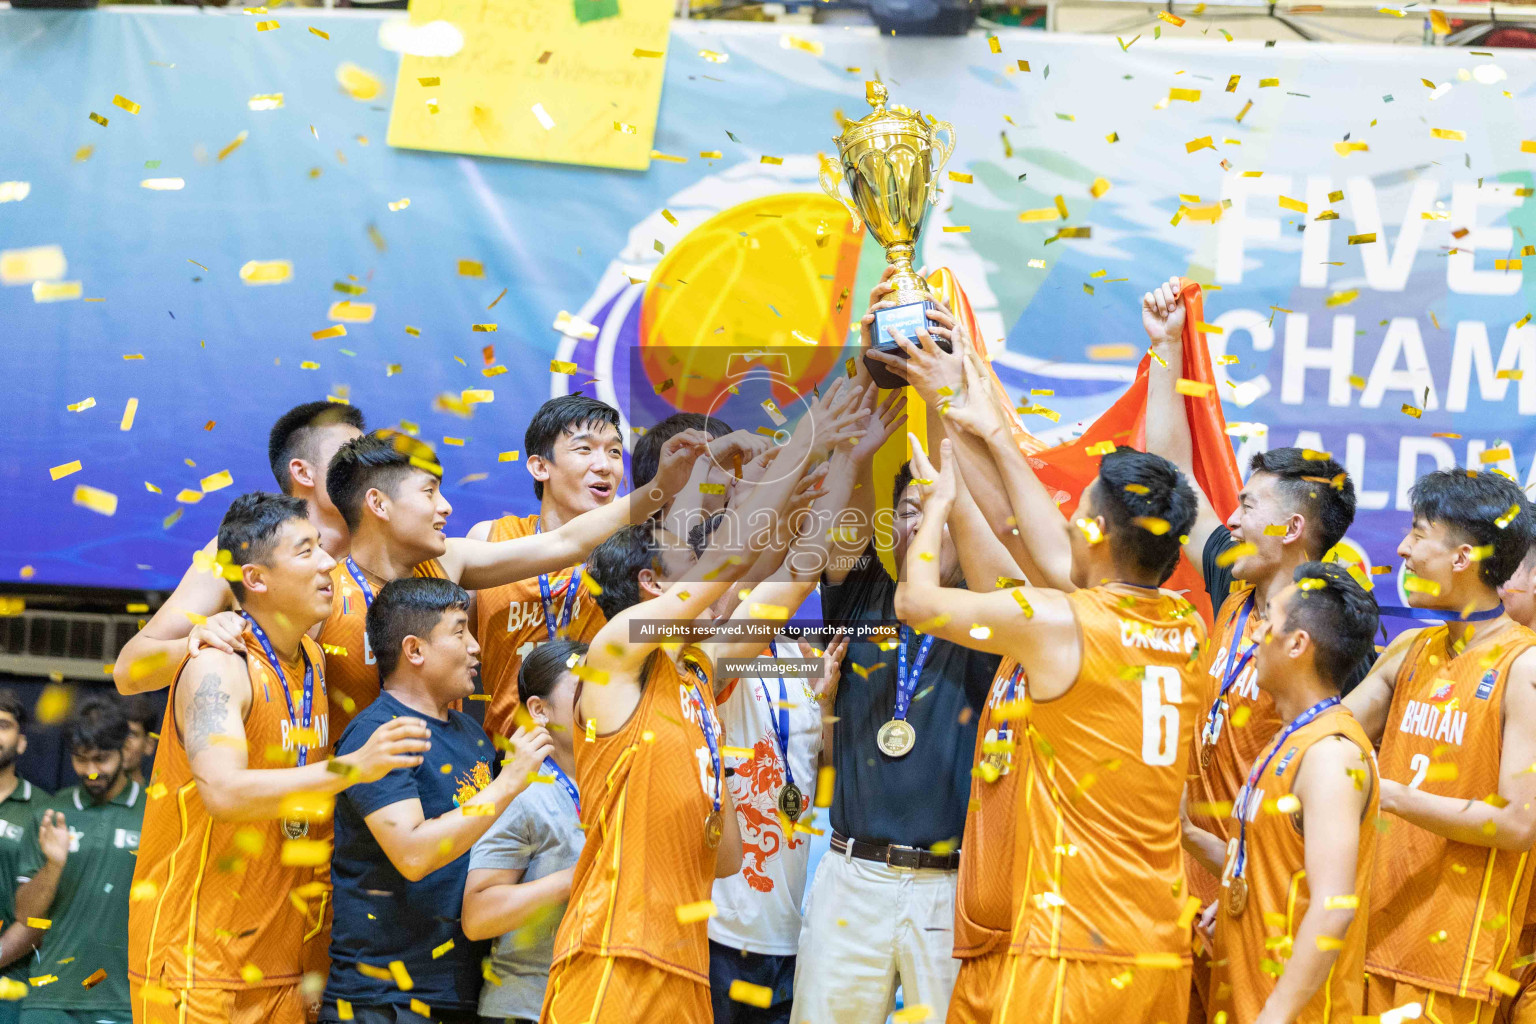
xmin=1141 ymin=665 xmax=1182 ymax=767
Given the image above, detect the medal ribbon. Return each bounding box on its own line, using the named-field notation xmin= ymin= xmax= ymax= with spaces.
xmin=535 ymin=519 xmax=584 ymax=643
xmin=757 ymin=642 xmax=796 ymax=793
xmin=1376 ymin=603 xmax=1504 ymax=623
xmin=241 ymin=612 xmax=316 ymax=767
xmin=687 ymin=683 xmax=724 ymax=814
xmin=1231 ymin=695 xmax=1342 ymax=883
xmin=894 ymin=626 xmax=937 ymax=723
xmin=542 ymin=757 xmax=581 ymax=817
xmin=344 ymin=557 xmax=376 ymax=609
xmin=1201 ymin=595 xmax=1256 ymax=749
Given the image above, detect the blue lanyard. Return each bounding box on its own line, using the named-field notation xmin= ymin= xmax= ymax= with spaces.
xmin=688 ymin=683 xmax=723 ymax=813
xmin=895 ymin=627 xmax=936 ymax=722
xmin=535 ymin=519 xmax=584 ymax=642
xmin=542 ymin=757 xmax=580 ymax=817
xmin=1377 ymin=603 xmax=1504 ymax=623
xmin=344 ymin=557 xmax=376 ymax=609
xmin=1232 ymin=696 xmax=1342 ymax=880
xmin=757 ymin=644 xmax=796 ymax=791
xmin=241 ymin=612 xmax=317 ymax=766
xmin=995 ymin=664 xmax=1024 ymax=743
xmin=1203 ymin=596 xmax=1256 ymax=741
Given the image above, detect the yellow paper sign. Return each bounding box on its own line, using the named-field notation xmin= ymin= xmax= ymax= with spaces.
xmin=387 ymin=0 xmax=673 ymax=171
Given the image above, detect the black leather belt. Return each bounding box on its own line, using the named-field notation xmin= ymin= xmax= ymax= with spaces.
xmin=832 ymin=831 xmax=961 ymax=871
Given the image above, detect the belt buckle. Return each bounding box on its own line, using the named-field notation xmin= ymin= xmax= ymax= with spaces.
xmin=885 ymin=843 xmax=919 ymax=870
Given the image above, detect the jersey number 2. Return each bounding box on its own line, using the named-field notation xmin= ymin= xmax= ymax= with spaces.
xmin=1141 ymin=666 xmax=1182 ymax=767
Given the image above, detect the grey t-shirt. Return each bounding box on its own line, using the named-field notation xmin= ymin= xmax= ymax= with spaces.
xmin=469 ymin=762 xmax=584 ymax=1020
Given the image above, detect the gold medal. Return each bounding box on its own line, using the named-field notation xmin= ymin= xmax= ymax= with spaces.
xmin=982 ymin=750 xmax=1011 ymax=775
xmin=704 ymin=809 xmax=724 ymax=849
xmin=877 ymin=719 xmax=917 ymax=758
xmin=283 ymin=818 xmax=309 ymax=840
xmin=777 ymin=784 xmax=804 ymax=822
xmin=1224 ymin=875 xmax=1248 ymax=918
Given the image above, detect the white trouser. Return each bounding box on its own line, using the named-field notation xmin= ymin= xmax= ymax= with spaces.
xmin=789 ymin=844 xmax=960 ymax=1024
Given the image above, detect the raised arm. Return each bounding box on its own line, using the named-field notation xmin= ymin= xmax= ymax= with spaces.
xmin=942 ymin=352 xmax=1077 ymax=592
xmin=177 ymin=649 xmax=431 ymax=821
xmin=891 ymin=438 xmax=1078 ymax=672
xmin=1141 ymin=277 xmax=1224 ymax=567
xmin=13 ymin=809 xmax=69 ymax=925
xmin=113 ymin=538 xmax=240 ymax=695
xmin=1377 ymin=649 xmax=1536 ymax=851
xmin=582 ymin=419 xmax=837 ymax=733
xmin=366 ymin=727 xmax=552 ymax=882
xmin=1254 ymin=736 xmax=1372 ymax=1024
xmin=442 ymin=432 xmax=709 ymax=590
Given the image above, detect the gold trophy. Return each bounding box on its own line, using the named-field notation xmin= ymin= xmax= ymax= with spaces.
xmin=821 ymin=81 xmax=955 ymax=389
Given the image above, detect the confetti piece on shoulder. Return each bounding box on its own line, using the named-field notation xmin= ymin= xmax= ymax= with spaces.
xmin=675 ymin=900 xmax=717 ymax=924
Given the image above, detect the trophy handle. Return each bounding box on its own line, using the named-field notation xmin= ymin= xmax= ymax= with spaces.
xmin=819 ymin=158 xmax=863 ymax=231
xmin=927 ymin=120 xmax=956 ymax=206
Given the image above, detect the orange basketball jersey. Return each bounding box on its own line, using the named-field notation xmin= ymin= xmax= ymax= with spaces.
xmin=1011 ymin=585 xmax=1208 ymax=964
xmin=1187 ymin=586 xmax=1285 ymax=906
xmin=1212 ymin=706 xmax=1379 ymax=1024
xmin=474 ymin=514 xmax=606 ymax=742
xmin=955 ymin=657 xmax=1029 ymax=960
xmin=550 ymin=647 xmax=723 ymax=986
xmin=128 ymin=626 xmax=331 ymax=992
xmin=1368 ymin=622 xmax=1536 ymax=1002
xmin=318 ymin=557 xmax=447 ymax=737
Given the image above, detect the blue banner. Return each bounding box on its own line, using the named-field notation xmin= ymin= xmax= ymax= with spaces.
xmin=2 ymin=10 xmax=1533 ymax=596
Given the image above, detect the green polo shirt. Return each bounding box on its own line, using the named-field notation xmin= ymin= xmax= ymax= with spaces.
xmin=16 ymin=782 xmax=141 ymax=1014
xmin=0 ymin=780 xmax=46 ymax=984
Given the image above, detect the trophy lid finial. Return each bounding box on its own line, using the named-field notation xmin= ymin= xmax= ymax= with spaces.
xmin=864 ymin=80 xmax=888 ymax=112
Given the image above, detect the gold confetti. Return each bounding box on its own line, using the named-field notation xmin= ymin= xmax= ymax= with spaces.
xmin=120 ymin=398 xmax=138 ymax=431
xmin=256 ymin=19 xmax=278 ymax=30
xmin=88 ymin=112 xmax=109 ymax=128
xmin=1487 ymin=970 xmax=1521 ymax=997
xmin=1497 ymin=504 xmax=1521 ymax=528
xmin=279 ymin=839 xmax=330 ymax=866
xmin=458 ymin=259 xmax=484 ymax=277
xmin=893 ymin=1007 xmax=933 ymax=1024
xmin=1175 ymin=379 xmax=1214 ymax=398
xmin=217 ymin=130 xmax=250 ymax=162
xmin=1431 ymin=128 xmax=1467 ymax=141
xmin=1402 ymin=404 xmax=1423 ymax=419
xmin=50 ymin=461 xmax=82 ymax=481
xmin=312 ymin=325 xmax=346 ymax=341
xmin=1215 ymin=542 xmax=1257 ymax=568
xmin=1326 ymin=289 xmax=1359 ymax=308
xmin=1157 ymin=10 xmax=1186 ymax=25
xmin=729 ymin=980 xmax=773 ymax=1008
xmin=1259 ymin=77 xmax=1279 ymax=87
xmin=550 ymin=360 xmax=579 ymax=375
xmin=1279 ymin=195 xmax=1308 ymax=213
xmin=675 ymin=900 xmax=717 ymax=924
xmin=72 ymin=485 xmax=117 ymax=516
xmin=781 ymin=34 xmax=825 ymax=55
xmin=1134 ymin=517 xmax=1171 ymax=535
xmin=1087 ymin=344 xmax=1136 ymax=360
xmin=1019 ymin=208 xmax=1060 ymax=223
xmin=25 ymin=918 xmax=49 ymax=930
xmin=1185 ymin=136 xmax=1215 ymax=153
xmin=1090 ymin=178 xmax=1111 ymax=198
xmin=1348 ymin=233 xmax=1377 ymax=245
xmin=1404 ymin=576 xmax=1441 ymax=595
xmin=1169 ymin=88 xmax=1201 ymax=102
xmin=471 ymin=323 xmax=497 ymax=333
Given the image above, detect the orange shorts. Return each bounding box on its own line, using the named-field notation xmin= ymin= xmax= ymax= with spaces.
xmin=130 ymin=979 xmax=305 ymax=1024
xmin=541 ymin=953 xmax=710 ymax=1024
xmin=994 ymin=953 xmax=1190 ymax=1024
xmin=947 ymin=947 xmax=1007 ymax=1024
xmin=1367 ymin=974 xmax=1497 ymax=1024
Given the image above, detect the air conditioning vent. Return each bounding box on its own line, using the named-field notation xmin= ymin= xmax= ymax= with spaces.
xmin=0 ymin=610 xmax=141 ymax=682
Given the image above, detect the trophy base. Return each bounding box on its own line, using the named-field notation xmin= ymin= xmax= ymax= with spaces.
xmin=864 ymin=300 xmax=950 ymax=390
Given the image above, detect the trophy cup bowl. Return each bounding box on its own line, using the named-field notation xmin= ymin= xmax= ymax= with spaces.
xmin=821 ymin=81 xmax=956 ymax=389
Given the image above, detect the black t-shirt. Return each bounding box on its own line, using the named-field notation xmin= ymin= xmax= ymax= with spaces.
xmin=821 ymin=544 xmax=999 ymax=848
xmin=1201 ymin=526 xmax=1378 ymax=694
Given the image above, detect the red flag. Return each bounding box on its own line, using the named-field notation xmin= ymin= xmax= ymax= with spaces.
xmin=932 ymin=273 xmax=1241 ymax=625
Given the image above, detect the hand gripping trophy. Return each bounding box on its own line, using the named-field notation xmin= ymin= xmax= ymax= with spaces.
xmin=821 ymin=80 xmax=956 ymax=389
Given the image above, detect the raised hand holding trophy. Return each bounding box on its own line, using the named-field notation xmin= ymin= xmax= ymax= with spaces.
xmin=821 ymin=81 xmax=956 ymax=389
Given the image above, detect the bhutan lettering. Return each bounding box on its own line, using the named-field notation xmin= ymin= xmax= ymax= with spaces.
xmin=1397 ymin=699 xmax=1468 ymax=746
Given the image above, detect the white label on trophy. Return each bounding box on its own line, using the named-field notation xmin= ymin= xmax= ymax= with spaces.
xmin=875 ymin=301 xmax=933 ymax=345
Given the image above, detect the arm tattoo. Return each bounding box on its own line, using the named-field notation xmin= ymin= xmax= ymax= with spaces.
xmin=186 ymin=672 xmax=231 ymax=759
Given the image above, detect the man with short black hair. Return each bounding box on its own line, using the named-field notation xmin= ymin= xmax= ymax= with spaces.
xmin=1183 ymin=563 xmax=1381 ymax=1024
xmin=1140 ymin=277 xmax=1370 ymax=1018
xmin=465 ymin=396 xmax=626 ymax=743
xmin=0 ymin=691 xmax=45 ymax=1021
xmin=14 ymin=696 xmax=143 ymax=1024
xmin=1345 ymin=469 xmax=1536 ymax=1022
xmin=113 ymin=401 xmax=368 ymax=695
xmin=322 ymin=577 xmax=553 ymax=1024
xmin=129 ymin=491 xmax=432 ymax=1024
xmin=321 ymin=429 xmax=705 ymax=733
